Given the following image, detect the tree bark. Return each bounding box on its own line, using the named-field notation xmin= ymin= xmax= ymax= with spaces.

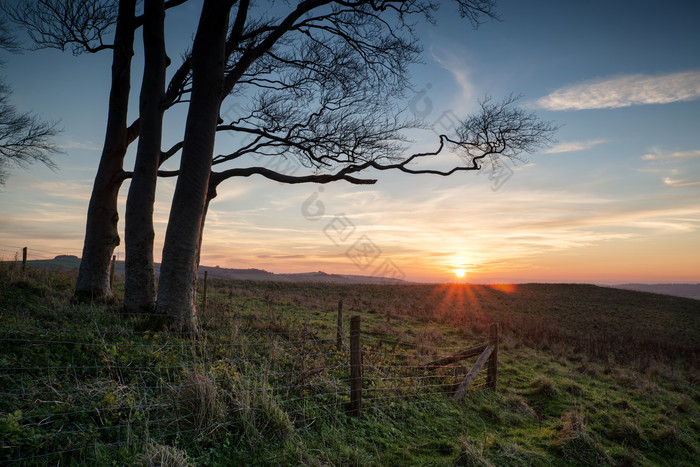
xmin=75 ymin=0 xmax=136 ymax=301
xmin=123 ymin=0 xmax=166 ymax=315
xmin=194 ymin=177 xmax=220 ymax=271
xmin=155 ymin=0 xmax=232 ymax=332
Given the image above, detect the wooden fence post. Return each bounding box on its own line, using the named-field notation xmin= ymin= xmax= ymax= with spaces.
xmin=336 ymin=299 xmax=344 ymax=350
xmin=349 ymin=315 xmax=362 ymax=417
xmin=487 ymin=323 xmax=499 ymax=390
xmin=454 ymin=341 xmax=494 ymax=400
xmin=22 ymin=247 xmax=27 ymax=273
xmin=109 ymin=255 xmax=116 ymax=287
xmin=202 ymin=270 xmax=208 ymax=313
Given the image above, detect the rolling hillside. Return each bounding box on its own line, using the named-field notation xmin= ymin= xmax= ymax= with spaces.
xmin=1 ymin=264 xmax=698 ymax=465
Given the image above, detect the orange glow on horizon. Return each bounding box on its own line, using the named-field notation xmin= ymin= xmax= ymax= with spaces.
xmin=488 ymin=284 xmax=518 ymax=294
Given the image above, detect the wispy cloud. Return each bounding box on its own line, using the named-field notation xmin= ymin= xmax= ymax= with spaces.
xmin=641 ymin=147 xmax=700 ymax=189
xmin=199 ymin=178 xmax=700 ymax=280
xmin=663 ymin=177 xmax=700 ymax=188
xmin=29 ymin=180 xmax=92 ymax=201
xmin=536 ymin=71 xmax=700 ymax=110
xmin=429 ymin=46 xmax=476 ymax=113
xmin=642 ymin=149 xmax=700 ymax=161
xmin=61 ymin=138 xmax=102 ymax=151
xmin=545 ymin=139 xmax=607 ymax=154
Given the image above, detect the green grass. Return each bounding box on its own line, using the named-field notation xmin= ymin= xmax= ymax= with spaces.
xmin=1 ymin=263 xmax=698 ymax=465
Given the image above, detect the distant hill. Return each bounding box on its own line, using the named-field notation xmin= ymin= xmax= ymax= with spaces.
xmin=612 ymin=283 xmax=700 ymax=300
xmin=20 ymin=256 xmax=406 ymax=285
xmin=20 ymin=256 xmax=698 ymax=291
xmin=24 ymin=255 xmax=81 ymax=270
xmin=198 ymin=265 xmax=406 ymax=284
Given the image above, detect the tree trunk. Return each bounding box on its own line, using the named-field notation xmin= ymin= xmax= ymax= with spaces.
xmin=74 ymin=0 xmax=136 ymax=301
xmin=155 ymin=0 xmax=231 ymax=332
xmin=123 ymin=0 xmax=166 ymax=315
xmin=194 ymin=175 xmax=222 ymax=271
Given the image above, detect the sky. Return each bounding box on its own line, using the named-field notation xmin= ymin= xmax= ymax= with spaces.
xmin=1 ymin=0 xmax=699 ymax=284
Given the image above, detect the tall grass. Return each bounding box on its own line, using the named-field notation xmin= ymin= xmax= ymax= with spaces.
xmin=212 ymin=280 xmax=700 ymax=367
xmin=2 ymin=265 xmax=698 ymax=465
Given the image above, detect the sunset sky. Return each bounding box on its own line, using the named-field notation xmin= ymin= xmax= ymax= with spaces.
xmin=1 ymin=0 xmax=699 ymax=284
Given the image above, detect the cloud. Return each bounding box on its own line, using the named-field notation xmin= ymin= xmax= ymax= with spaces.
xmin=536 ymin=71 xmax=700 ymax=110
xmin=641 ymin=147 xmax=700 ymax=189
xmin=258 ymin=254 xmax=307 ymax=259
xmin=28 ymin=180 xmax=92 ymax=201
xmin=641 ymin=149 xmax=700 ymax=161
xmin=545 ymin=139 xmax=607 ymax=154
xmin=61 ymin=138 xmax=102 ymax=151
xmin=663 ymin=177 xmax=700 ymax=188
xmin=429 ymin=46 xmax=476 ymax=113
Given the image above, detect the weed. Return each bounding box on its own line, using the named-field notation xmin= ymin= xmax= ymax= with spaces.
xmin=529 ymin=375 xmax=559 ymax=398
xmin=231 ymin=369 xmax=295 ymax=443
xmin=174 ymin=367 xmax=228 ymax=440
xmin=673 ymin=395 xmax=694 ymax=414
xmin=650 ymin=424 xmax=689 ymax=449
xmin=561 ymin=379 xmax=585 ymax=397
xmin=607 ymin=415 xmax=644 ymax=446
xmin=455 ymin=438 xmax=494 ymax=467
xmin=502 ymin=392 xmax=536 ymax=419
xmin=554 ymin=410 xmax=610 ymax=465
xmin=137 ymin=441 xmax=192 ymax=467
xmin=612 ymin=397 xmax=637 ymax=412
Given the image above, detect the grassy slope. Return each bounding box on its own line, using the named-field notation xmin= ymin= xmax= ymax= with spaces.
xmin=1 ymin=265 xmax=698 ymax=465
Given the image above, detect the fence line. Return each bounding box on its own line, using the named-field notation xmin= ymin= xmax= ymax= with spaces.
xmin=1 ymin=269 xmax=500 ymax=464
xmin=0 ymin=244 xmax=73 ymax=262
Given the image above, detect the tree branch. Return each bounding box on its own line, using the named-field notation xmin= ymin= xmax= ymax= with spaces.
xmin=6 ymin=0 xmax=120 ymax=55
xmin=148 ymin=165 xmax=377 ymax=186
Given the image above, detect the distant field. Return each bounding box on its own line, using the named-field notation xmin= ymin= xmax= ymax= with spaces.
xmin=217 ymin=280 xmax=700 ymax=364
xmin=613 ymin=283 xmax=700 ymax=301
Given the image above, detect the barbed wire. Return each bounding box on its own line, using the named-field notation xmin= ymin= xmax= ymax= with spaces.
xmin=0 ymin=244 xmax=70 ymax=260
xmin=0 ymin=290 xmax=496 ymax=464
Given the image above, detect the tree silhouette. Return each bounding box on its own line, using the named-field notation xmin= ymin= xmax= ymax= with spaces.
xmin=9 ymin=1 xmax=557 ymax=333
xmin=122 ymin=0 xmax=167 ymax=314
xmin=152 ymin=1 xmax=556 ymax=332
xmin=6 ymin=0 xmax=187 ymax=300
xmin=0 ymin=18 xmax=59 ymax=186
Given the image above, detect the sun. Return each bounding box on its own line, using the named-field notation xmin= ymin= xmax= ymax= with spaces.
xmin=454 ymin=269 xmax=466 ymax=279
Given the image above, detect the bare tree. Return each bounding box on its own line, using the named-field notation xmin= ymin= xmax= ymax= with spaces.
xmin=0 ymin=17 xmax=59 ymax=185
xmin=8 ymin=0 xmax=554 ymax=333
xmin=123 ymin=0 xmax=167 ymax=314
xmin=6 ymin=0 xmax=188 ymax=300
xmin=150 ymin=1 xmax=554 ymax=332
xmin=156 ymin=0 xmax=235 ymax=332
xmin=8 ymin=0 xmax=136 ymax=300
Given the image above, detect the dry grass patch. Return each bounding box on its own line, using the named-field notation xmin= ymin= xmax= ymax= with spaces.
xmin=554 ymin=410 xmax=610 ymax=465
xmin=174 ymin=367 xmax=229 ymax=440
xmin=529 ymin=375 xmax=559 ymax=398
xmin=137 ymin=441 xmax=192 ymax=467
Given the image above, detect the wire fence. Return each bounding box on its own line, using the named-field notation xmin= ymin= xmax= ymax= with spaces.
xmin=0 ymin=299 xmax=493 ymax=465
xmin=1 ymin=248 xmax=498 ymax=464
xmin=0 ymin=245 xmax=73 ymax=262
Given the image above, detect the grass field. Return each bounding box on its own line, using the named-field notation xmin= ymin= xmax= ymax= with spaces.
xmin=1 ymin=263 xmax=698 ymax=465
